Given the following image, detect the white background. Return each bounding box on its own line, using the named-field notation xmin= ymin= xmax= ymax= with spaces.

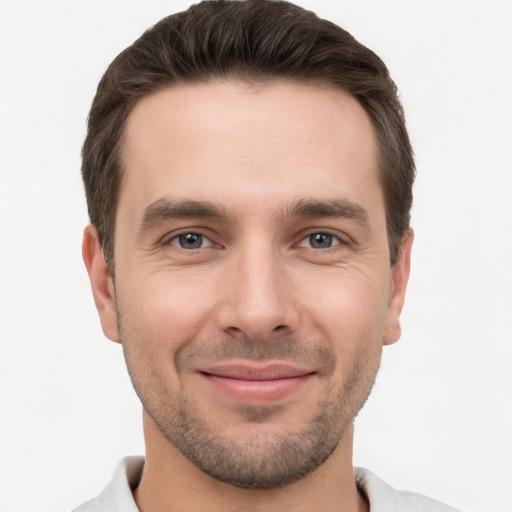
xmin=1 ymin=1 xmax=511 ymax=511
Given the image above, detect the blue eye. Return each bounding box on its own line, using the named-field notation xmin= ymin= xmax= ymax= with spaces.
xmin=299 ymin=232 xmax=340 ymax=249
xmin=170 ymin=233 xmax=211 ymax=249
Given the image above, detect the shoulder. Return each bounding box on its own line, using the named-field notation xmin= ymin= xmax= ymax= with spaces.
xmin=354 ymin=467 xmax=463 ymax=512
xmin=72 ymin=456 xmax=144 ymax=512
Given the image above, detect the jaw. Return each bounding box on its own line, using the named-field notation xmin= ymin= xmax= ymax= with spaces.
xmin=136 ymin=410 xmax=361 ymax=512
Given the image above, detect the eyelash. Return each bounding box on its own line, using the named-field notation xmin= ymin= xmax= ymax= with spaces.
xmin=297 ymin=231 xmax=343 ymax=250
xmin=167 ymin=232 xmax=216 ymax=250
xmin=165 ymin=230 xmax=346 ymax=251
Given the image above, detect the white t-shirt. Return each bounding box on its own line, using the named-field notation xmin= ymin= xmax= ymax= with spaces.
xmin=73 ymin=456 xmax=462 ymax=512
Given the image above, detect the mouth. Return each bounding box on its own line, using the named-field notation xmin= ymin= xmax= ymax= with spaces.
xmin=198 ymin=363 xmax=316 ymax=404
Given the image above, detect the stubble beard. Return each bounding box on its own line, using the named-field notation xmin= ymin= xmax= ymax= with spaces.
xmin=120 ymin=321 xmax=382 ymax=489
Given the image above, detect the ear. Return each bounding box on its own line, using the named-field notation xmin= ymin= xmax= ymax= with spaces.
xmin=383 ymin=229 xmax=414 ymax=346
xmin=82 ymin=225 xmax=120 ymax=343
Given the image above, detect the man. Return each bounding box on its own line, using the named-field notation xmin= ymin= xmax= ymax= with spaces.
xmin=76 ymin=1 xmax=460 ymax=510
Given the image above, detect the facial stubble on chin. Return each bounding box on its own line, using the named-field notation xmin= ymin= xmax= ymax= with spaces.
xmin=119 ymin=315 xmax=382 ymax=489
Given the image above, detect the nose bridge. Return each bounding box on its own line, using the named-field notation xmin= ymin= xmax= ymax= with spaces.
xmin=218 ymin=235 xmax=296 ymax=339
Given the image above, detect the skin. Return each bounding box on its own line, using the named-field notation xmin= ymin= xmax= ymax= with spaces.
xmin=83 ymin=80 xmax=413 ymax=512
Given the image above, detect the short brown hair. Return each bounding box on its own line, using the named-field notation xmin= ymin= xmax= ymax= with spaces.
xmin=82 ymin=0 xmax=415 ymax=268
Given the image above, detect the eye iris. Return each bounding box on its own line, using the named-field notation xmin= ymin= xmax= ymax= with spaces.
xmin=179 ymin=233 xmax=203 ymax=249
xmin=310 ymin=233 xmax=332 ymax=248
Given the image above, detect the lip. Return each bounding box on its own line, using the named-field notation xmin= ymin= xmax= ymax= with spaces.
xmin=198 ymin=363 xmax=315 ymax=404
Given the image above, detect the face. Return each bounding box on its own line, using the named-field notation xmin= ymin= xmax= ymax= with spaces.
xmin=84 ymin=80 xmax=412 ymax=488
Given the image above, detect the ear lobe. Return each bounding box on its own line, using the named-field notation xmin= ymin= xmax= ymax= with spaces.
xmin=383 ymin=229 xmax=414 ymax=346
xmin=82 ymin=225 xmax=120 ymax=343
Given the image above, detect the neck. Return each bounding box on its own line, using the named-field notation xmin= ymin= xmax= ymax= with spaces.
xmin=133 ymin=412 xmax=368 ymax=512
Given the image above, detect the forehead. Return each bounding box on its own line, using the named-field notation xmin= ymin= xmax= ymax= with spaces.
xmin=119 ymin=80 xmax=382 ymax=219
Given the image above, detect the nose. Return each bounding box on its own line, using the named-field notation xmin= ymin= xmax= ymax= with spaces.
xmin=216 ymin=243 xmax=299 ymax=341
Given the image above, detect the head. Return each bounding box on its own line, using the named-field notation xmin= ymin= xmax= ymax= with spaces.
xmin=82 ymin=0 xmax=414 ymax=272
xmin=82 ymin=0 xmax=414 ymax=491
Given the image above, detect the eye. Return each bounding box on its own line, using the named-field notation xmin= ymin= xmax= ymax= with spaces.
xmin=298 ymin=232 xmax=341 ymax=249
xmin=168 ymin=232 xmax=213 ymax=250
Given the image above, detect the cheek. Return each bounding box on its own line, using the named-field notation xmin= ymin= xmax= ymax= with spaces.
xmin=116 ymin=277 xmax=212 ymax=399
xmin=117 ymin=272 xmax=218 ymax=352
xmin=299 ymin=269 xmax=390 ymax=348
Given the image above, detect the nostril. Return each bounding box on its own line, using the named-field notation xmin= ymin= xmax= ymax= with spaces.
xmin=273 ymin=325 xmax=286 ymax=331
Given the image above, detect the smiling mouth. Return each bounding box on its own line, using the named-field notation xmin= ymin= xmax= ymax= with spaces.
xmin=199 ymin=363 xmax=315 ymax=403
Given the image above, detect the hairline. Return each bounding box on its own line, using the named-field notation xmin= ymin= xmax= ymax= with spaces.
xmin=105 ymin=75 xmax=398 ymax=273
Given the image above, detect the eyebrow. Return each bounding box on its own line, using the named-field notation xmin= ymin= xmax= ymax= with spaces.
xmin=281 ymin=198 xmax=369 ymax=225
xmin=138 ymin=196 xmax=369 ymax=233
xmin=139 ymin=199 xmax=230 ymax=232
